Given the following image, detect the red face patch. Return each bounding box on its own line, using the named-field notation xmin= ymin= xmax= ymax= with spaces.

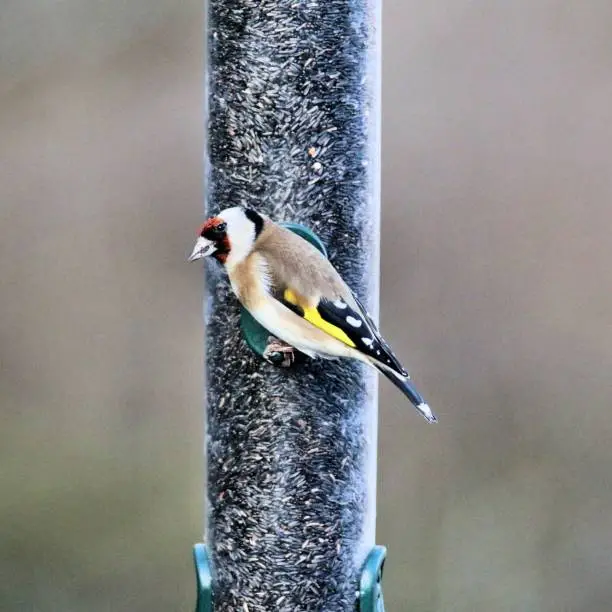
xmin=198 ymin=216 xmax=231 ymax=264
xmin=199 ymin=217 xmax=223 ymax=236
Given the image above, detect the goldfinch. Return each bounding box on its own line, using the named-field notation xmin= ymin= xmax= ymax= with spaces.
xmin=189 ymin=207 xmax=437 ymax=423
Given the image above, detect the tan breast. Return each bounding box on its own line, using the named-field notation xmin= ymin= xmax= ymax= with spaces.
xmin=227 ymin=252 xmax=269 ymax=311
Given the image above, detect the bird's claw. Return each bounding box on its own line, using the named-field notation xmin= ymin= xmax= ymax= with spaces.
xmin=263 ymin=336 xmax=296 ymax=368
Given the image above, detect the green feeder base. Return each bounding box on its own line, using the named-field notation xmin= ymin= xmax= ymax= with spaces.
xmin=359 ymin=545 xmax=387 ymax=612
xmin=193 ymin=543 xmax=212 ymax=612
xmin=193 ymin=543 xmax=386 ymax=611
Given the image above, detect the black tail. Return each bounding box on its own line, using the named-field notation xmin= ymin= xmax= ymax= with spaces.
xmin=375 ymin=365 xmax=437 ymax=423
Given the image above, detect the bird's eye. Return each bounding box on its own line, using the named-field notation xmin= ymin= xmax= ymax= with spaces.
xmin=201 ymin=220 xmax=227 ymax=240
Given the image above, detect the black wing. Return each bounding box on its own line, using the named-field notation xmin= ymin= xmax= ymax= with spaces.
xmin=316 ymin=295 xmax=409 ymax=377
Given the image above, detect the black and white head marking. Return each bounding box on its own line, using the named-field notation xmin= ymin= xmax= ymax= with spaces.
xmin=217 ymin=207 xmax=264 ymax=267
xmin=244 ymin=208 xmax=264 ymax=238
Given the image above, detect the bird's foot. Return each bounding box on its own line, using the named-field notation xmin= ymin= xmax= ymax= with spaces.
xmin=263 ymin=336 xmax=296 ymax=368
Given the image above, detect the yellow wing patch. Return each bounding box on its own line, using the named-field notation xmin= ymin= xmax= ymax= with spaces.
xmin=283 ymin=289 xmax=356 ymax=348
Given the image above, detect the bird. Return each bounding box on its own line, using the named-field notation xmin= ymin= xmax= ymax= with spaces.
xmin=189 ymin=206 xmax=437 ymax=423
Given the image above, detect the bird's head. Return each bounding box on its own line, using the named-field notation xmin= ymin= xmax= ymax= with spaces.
xmin=188 ymin=206 xmax=265 ymax=266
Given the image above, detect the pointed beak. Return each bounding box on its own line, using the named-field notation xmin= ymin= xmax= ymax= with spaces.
xmin=188 ymin=237 xmax=217 ymax=262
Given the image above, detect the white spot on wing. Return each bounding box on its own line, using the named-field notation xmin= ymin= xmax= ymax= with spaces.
xmin=333 ymin=299 xmax=347 ymax=309
xmin=362 ymin=337 xmax=374 ymax=347
xmin=346 ymin=316 xmax=362 ymax=328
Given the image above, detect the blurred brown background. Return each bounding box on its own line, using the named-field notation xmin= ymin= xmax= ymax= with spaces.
xmin=1 ymin=1 xmax=612 ymax=610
